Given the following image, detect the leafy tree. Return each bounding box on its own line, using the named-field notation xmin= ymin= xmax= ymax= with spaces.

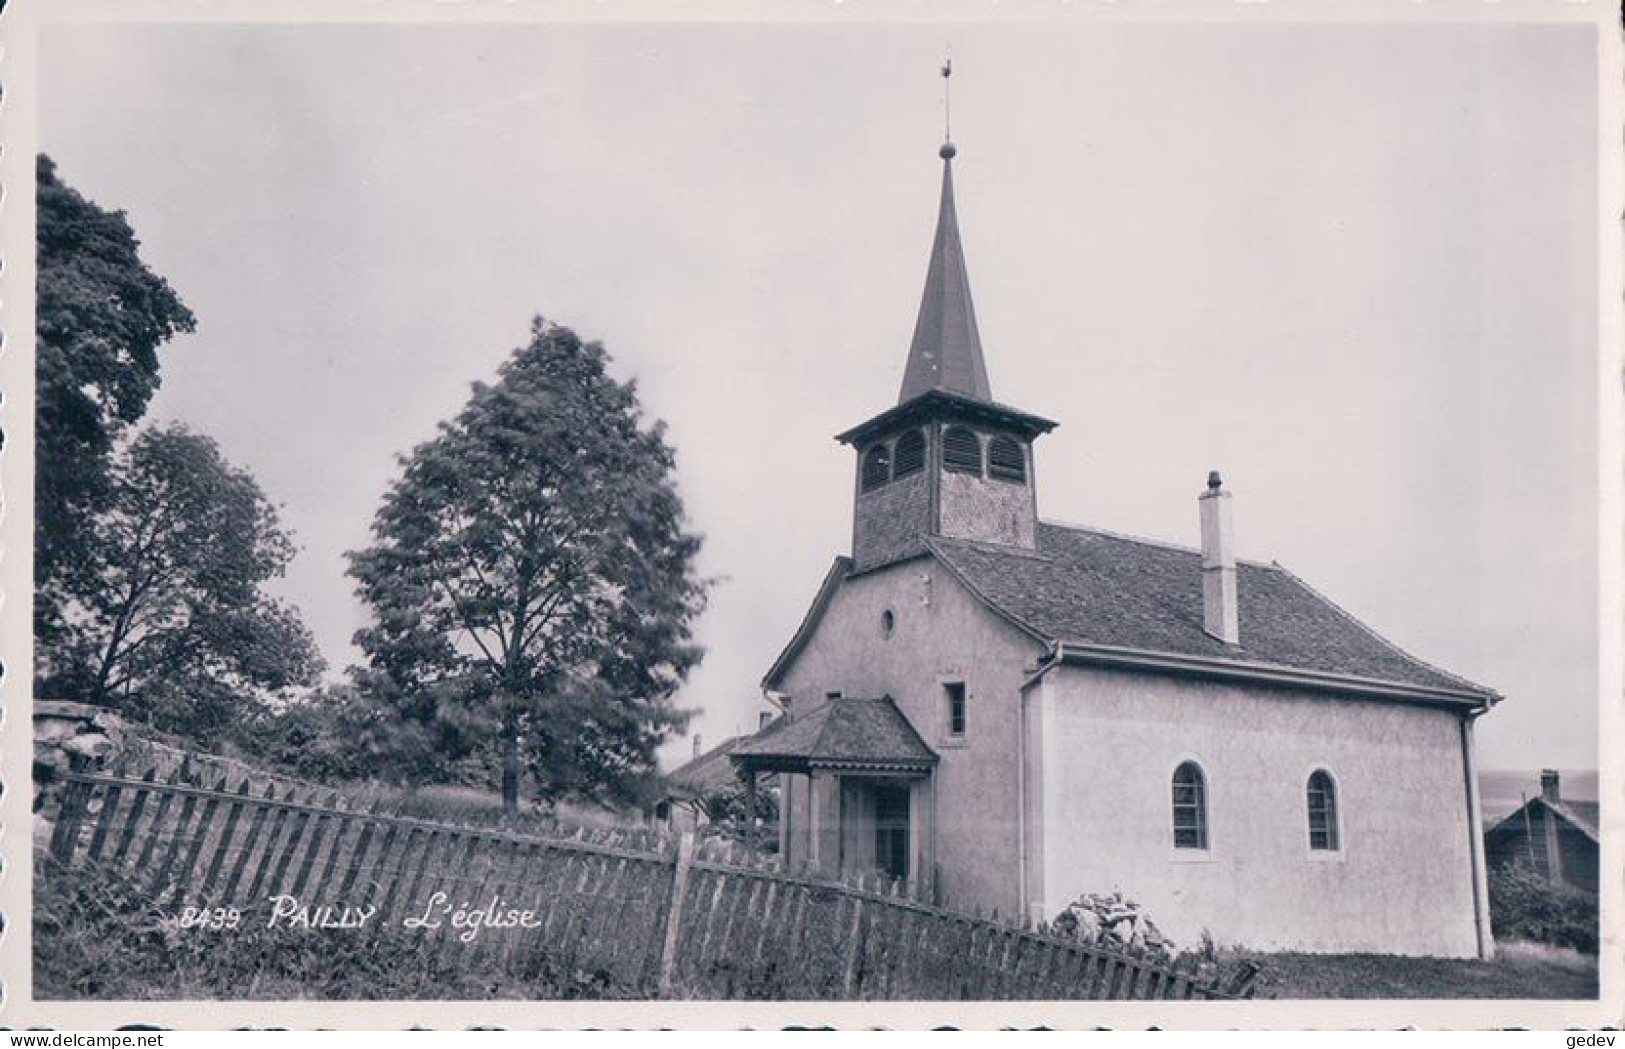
xmin=35 ymin=154 xmax=197 ymax=650
xmin=43 ymin=422 xmax=324 ymax=734
xmin=349 ymin=319 xmax=709 ymax=813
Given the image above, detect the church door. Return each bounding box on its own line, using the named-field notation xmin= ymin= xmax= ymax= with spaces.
xmin=873 ymin=783 xmax=911 ymax=881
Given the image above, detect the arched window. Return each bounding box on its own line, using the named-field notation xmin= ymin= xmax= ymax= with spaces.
xmin=861 ymin=444 xmax=891 ymax=492
xmin=1171 ymin=762 xmax=1208 ymax=850
xmin=987 ymin=436 xmax=1026 ymax=483
xmin=1307 ymin=770 xmax=1340 ymax=851
xmin=942 ymin=426 xmax=982 ymax=475
xmin=893 ymin=429 xmax=926 ymax=478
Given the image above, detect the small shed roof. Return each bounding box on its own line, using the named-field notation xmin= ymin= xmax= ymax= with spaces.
xmin=730 ymin=696 xmax=938 ymax=775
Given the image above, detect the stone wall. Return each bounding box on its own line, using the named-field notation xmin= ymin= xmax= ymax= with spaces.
xmin=938 ymin=457 xmax=1034 ymax=548
xmin=852 ymin=465 xmax=932 ymax=570
xmin=33 ymin=699 xmax=325 ymax=813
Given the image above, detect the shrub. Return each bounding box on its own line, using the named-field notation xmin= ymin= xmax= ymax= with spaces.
xmin=1488 ymin=858 xmax=1597 ymax=955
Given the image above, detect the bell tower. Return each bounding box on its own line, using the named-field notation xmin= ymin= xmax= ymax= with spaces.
xmin=837 ymin=72 xmax=1057 ymax=573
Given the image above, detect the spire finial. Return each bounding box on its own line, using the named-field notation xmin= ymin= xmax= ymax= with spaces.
xmin=939 ymin=58 xmax=956 ymax=160
xmin=899 ymin=64 xmax=989 ymax=406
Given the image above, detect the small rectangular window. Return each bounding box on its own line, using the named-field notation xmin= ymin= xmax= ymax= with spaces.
xmin=945 ymin=682 xmax=967 ymax=736
xmin=825 ymin=690 xmax=843 ymax=701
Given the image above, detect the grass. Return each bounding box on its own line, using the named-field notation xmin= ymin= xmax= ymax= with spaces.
xmin=36 ymin=831 xmax=1595 ymax=1002
xmin=372 ymin=783 xmax=643 ymax=838
xmin=33 ymin=860 xmax=643 ymax=1001
xmin=247 ymin=779 xmax=670 ymax=854
xmin=1240 ymin=942 xmax=1598 ymax=999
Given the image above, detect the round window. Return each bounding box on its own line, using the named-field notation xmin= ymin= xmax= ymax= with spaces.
xmin=881 ymin=609 xmax=896 ymax=638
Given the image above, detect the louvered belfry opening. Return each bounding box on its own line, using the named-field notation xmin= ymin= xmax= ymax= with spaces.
xmin=893 ymin=429 xmax=926 ymax=478
xmin=987 ymin=435 xmax=1026 ymax=483
xmin=942 ymin=426 xmax=982 ymax=475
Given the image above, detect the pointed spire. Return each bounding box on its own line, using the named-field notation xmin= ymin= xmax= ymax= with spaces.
xmin=899 ymin=124 xmax=992 ymax=404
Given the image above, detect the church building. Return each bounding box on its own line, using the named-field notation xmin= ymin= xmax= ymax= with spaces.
xmin=730 ymin=129 xmax=1501 ymax=960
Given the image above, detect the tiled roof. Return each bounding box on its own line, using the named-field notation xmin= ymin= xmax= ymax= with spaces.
xmin=730 ymin=696 xmax=938 ymax=771
xmin=664 ymin=736 xmax=746 ymax=800
xmin=927 ymin=521 xmax=1496 ymax=700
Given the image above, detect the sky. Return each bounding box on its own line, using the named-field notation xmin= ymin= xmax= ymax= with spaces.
xmin=36 ymin=18 xmax=1601 ymax=771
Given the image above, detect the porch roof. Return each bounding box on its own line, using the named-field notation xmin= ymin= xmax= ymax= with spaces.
xmin=729 ymin=695 xmax=938 ymax=775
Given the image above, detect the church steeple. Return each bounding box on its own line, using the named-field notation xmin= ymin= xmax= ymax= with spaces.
xmin=898 ymin=141 xmax=992 ymax=404
xmin=836 ymin=66 xmax=1057 ymax=573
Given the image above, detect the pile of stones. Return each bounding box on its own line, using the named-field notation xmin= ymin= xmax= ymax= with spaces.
xmin=1051 ymin=891 xmax=1176 ymax=960
xmin=1051 ymin=892 xmax=1235 ymax=987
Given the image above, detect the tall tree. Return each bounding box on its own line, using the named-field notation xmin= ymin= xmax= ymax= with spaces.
xmin=349 ymin=319 xmax=709 ymax=812
xmin=35 ymin=154 xmax=197 ymax=650
xmin=44 ymin=423 xmax=324 ymax=734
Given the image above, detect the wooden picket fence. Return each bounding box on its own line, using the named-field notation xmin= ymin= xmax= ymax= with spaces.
xmin=42 ymin=759 xmax=1255 ymax=1000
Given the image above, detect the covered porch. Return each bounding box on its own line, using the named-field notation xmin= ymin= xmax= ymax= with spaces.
xmin=730 ymin=696 xmax=938 ymax=895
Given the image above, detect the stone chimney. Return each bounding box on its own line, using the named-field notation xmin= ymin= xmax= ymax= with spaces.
xmin=1199 ymin=471 xmax=1239 ymax=644
xmin=692 ymin=734 xmax=702 ymax=759
xmin=1541 ymin=768 xmax=1561 ymax=803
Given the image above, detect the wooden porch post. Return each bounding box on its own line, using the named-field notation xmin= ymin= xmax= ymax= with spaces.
xmin=927 ymin=770 xmax=938 ymax=902
xmin=807 ymin=768 xmax=841 ymax=874
xmin=909 ymin=773 xmax=932 ymax=898
xmin=807 ymin=770 xmax=821 ymax=869
xmin=742 ymin=768 xmax=758 ymax=849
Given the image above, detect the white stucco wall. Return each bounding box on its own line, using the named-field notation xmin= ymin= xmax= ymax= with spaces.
xmin=774 ymin=557 xmax=1043 ymax=915
xmin=1029 ymin=664 xmax=1483 ymax=958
